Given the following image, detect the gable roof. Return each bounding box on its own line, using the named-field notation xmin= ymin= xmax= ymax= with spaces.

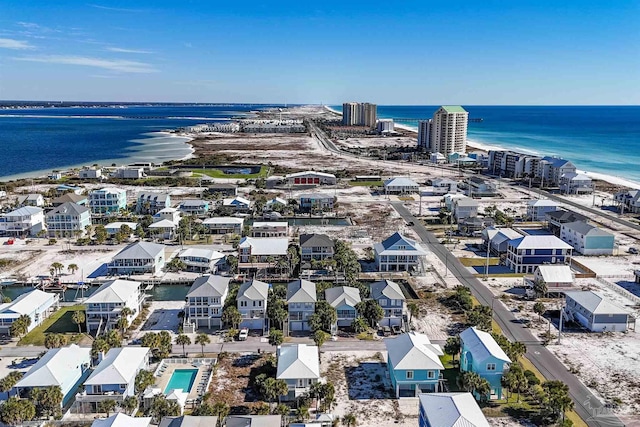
xmin=180 ymin=199 xmax=209 ymax=207
xmin=562 ymin=221 xmax=613 ymax=237
xmin=112 ymin=241 xmax=165 ymax=260
xmin=85 ymin=279 xmax=140 ymax=304
xmin=266 ymin=197 xmax=287 ymax=205
xmin=546 ymin=209 xmax=587 ymax=223
xmin=238 ymin=237 xmax=288 ymax=255
xmin=223 ymin=197 xmax=251 ymax=206
xmin=325 ymin=286 xmax=361 ymax=309
xmin=418 ymin=393 xmax=490 ymax=427
xmin=564 ymin=291 xmax=629 ymax=315
xmin=104 ymin=222 xmax=138 ymax=231
xmin=459 ymin=327 xmax=511 ymax=364
xmin=4 ymin=206 xmax=43 ymax=217
xmin=16 ymin=344 xmax=91 ymax=388
xmin=52 ymin=193 xmax=87 ymax=205
xmin=92 ymin=413 xmax=152 ymax=427
xmin=299 ymin=233 xmax=333 ymax=248
xmin=375 ymin=232 xmax=428 ymax=256
xmin=508 ymin=235 xmax=572 ymax=250
xmin=238 ymin=279 xmax=270 ymax=301
xmin=286 ymin=279 xmax=317 ymax=303
xmin=203 ymin=217 xmax=245 ymax=225
xmin=385 ymin=332 xmax=444 ymax=370
xmin=226 ymin=415 xmax=282 ymax=427
xmin=0 ymin=290 xmax=55 ymax=317
xmin=527 ymin=199 xmax=558 ymax=207
xmin=276 ymin=344 xmax=320 ymax=380
xmin=370 ymin=280 xmax=405 ymax=301
xmin=187 ymin=275 xmax=230 ymax=298
xmin=178 ymin=247 xmax=224 ymax=261
xmin=535 ymin=265 xmax=573 ymax=284
xmin=137 ymin=192 xmax=170 ymax=202
xmin=384 ymin=177 xmax=419 ymax=188
xmin=286 ymin=171 xmax=336 ymax=179
xmin=253 ymin=221 xmax=288 ymax=228
xmin=85 ymin=347 xmax=150 ymax=386
xmin=47 ymin=202 xmax=89 ymax=216
xmin=149 ymin=219 xmax=178 ymax=228
xmin=440 ymin=106 xmax=467 ymax=114
xmin=159 ymin=416 xmax=219 ymax=427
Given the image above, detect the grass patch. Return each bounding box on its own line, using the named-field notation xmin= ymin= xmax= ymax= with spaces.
xmin=397 ymin=196 xmax=415 ymax=201
xmin=19 ymin=305 xmax=86 ymax=346
xmin=191 ymin=165 xmax=269 ymax=179
xmin=356 ymin=332 xmax=375 ymax=340
xmin=473 ymin=273 xmax=525 ymax=278
xmin=458 ymin=257 xmax=500 ymax=267
xmin=348 ymin=180 xmax=383 ymax=187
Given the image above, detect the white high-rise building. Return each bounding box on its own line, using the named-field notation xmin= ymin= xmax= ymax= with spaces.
xmin=430 ymin=106 xmax=468 ymax=156
xmin=417 ymin=119 xmax=432 ymax=150
xmin=342 ymin=102 xmax=377 ymax=127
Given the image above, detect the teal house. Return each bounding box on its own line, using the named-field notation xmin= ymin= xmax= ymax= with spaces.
xmin=385 ymin=332 xmax=444 ymax=398
xmin=459 ymin=327 xmax=511 ymax=400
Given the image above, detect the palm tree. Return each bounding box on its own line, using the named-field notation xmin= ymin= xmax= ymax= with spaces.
xmin=116 ymin=317 xmax=129 ymax=336
xmin=342 ymin=413 xmax=357 ymax=426
xmin=195 ymin=333 xmax=210 ymax=356
xmin=98 ymin=399 xmax=117 ymax=417
xmin=120 ymin=307 xmax=133 ymax=320
xmin=71 ymin=310 xmax=85 ymax=333
xmin=50 ymin=262 xmax=64 ymax=276
xmin=67 ymin=263 xmax=79 ymax=275
xmin=121 ymin=396 xmax=138 ymax=414
xmin=175 ymin=334 xmax=191 ymax=357
xmin=407 ymin=302 xmax=419 ymax=327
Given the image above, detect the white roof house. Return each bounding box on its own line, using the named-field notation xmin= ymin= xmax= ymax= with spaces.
xmin=238 ymin=237 xmax=288 ymax=256
xmin=203 ymin=217 xmax=245 ymax=226
xmin=112 ymin=241 xmax=165 ymax=261
xmin=178 ymin=247 xmax=224 ymax=261
xmin=0 ymin=289 xmax=56 ymax=317
xmin=276 ymin=344 xmax=320 ymax=380
xmin=325 ymin=286 xmax=361 ymax=309
xmin=149 ymin=219 xmax=178 ymax=229
xmin=84 ymin=347 xmax=150 ymax=388
xmin=383 ymin=177 xmax=420 ymax=193
xmin=508 ymin=235 xmax=573 ymax=250
xmin=418 ymin=393 xmax=490 ymax=427
xmin=534 ymin=265 xmax=574 ymax=287
xmin=85 ymin=279 xmax=141 ymax=305
xmin=92 ymin=413 xmax=152 ymax=427
xmin=104 ymin=222 xmax=138 ymax=234
xmin=459 ymin=327 xmax=511 ymax=364
xmin=385 ymin=332 xmax=444 ymax=371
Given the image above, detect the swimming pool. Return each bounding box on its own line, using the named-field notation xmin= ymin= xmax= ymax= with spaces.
xmin=164 ymin=369 xmax=198 ymax=393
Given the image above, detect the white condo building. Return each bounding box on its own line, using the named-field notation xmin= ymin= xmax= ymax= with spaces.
xmin=418 ymin=106 xmax=468 ymax=156
xmin=342 ymin=102 xmax=377 ymax=127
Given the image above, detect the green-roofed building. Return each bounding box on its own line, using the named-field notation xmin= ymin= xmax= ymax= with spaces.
xmin=429 ymin=105 xmax=469 ymax=157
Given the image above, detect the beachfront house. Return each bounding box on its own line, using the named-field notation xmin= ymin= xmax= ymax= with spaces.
xmin=45 ymin=202 xmax=91 ymax=238
xmin=482 ymin=227 xmax=523 ymax=255
xmin=251 ymin=221 xmax=288 ymax=238
xmin=370 ymin=279 xmax=406 ymax=328
xmin=538 ymin=156 xmax=576 ymax=186
xmin=526 ymin=199 xmax=559 ymax=221
xmin=614 ymin=189 xmax=640 ymax=214
xmin=418 ymin=393 xmax=490 ymax=427
xmin=56 ymin=184 xmax=84 ymax=195
xmin=88 ymin=188 xmax=127 ymax=215
xmin=77 ymin=347 xmax=150 ymax=410
xmin=298 ymin=193 xmax=335 ymax=212
xmin=466 ymin=176 xmax=497 ymax=197
xmin=203 ymin=217 xmax=244 ymax=235
xmin=530 ymin=265 xmax=574 ymax=290
xmin=0 ymin=206 xmax=45 ymax=237
xmin=84 ymin=279 xmax=144 ymax=333
xmin=186 ymin=275 xmax=230 ymax=329
xmin=383 ymin=177 xmax=420 ymax=194
xmin=286 ymin=171 xmax=337 ymax=186
xmin=276 ymin=344 xmax=320 ymax=401
xmin=107 ymin=241 xmax=165 ymax=275
xmin=545 ymin=209 xmax=588 ymax=237
xmin=52 ymin=193 xmax=88 ymax=207
xmin=560 ymin=221 xmax=615 ymax=256
xmin=286 ymin=279 xmax=316 ymax=332
xmin=14 ymin=345 xmax=92 ymax=407
xmin=178 ymin=199 xmax=210 ymax=216
xmin=79 ymin=167 xmax=102 ymax=180
xmin=0 ymin=290 xmax=59 ymax=336
xmin=237 ymin=237 xmax=288 ymax=274
xmin=374 ymin=232 xmax=428 ymax=273
xmin=222 ymin=196 xmax=252 ymax=213
xmin=17 ymin=193 xmax=44 ymax=207
xmin=237 ymin=279 xmax=269 ymax=331
xmin=300 ymin=233 xmax=334 ymax=261
xmin=459 ymin=327 xmax=511 ymax=400
xmin=136 ymin=192 xmax=171 ymax=215
xmin=92 ymin=413 xmax=152 ymax=427
xmin=385 ymin=332 xmax=444 ymax=397
xmin=113 ymin=167 xmax=145 ymax=179
xmin=453 ymin=197 xmax=479 ymax=222
xmin=430 ymin=177 xmax=459 ymax=195
xmin=505 ymin=235 xmax=573 ymax=274
xmin=148 ymin=219 xmax=178 ymax=240
xmin=559 ymin=173 xmax=594 ymax=194
xmin=325 ymin=286 xmax=361 ymax=328
xmin=563 ymin=291 xmax=631 ymax=332
xmin=177 ymin=247 xmax=224 ymax=273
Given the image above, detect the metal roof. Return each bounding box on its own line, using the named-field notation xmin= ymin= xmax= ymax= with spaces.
xmin=508 ymin=235 xmax=572 ymax=250
xmin=0 ymin=290 xmax=55 ymax=317
xmin=91 ymin=413 xmax=152 ymax=427
xmin=238 ymin=279 xmax=269 ymax=301
xmin=85 ymin=347 xmax=150 ymax=386
xmin=564 ymin=291 xmax=629 ymax=315
xmin=16 ymin=344 xmax=91 ymax=389
xmin=418 ymin=393 xmax=490 ymax=427
xmin=85 ymin=279 xmax=140 ymax=304
xmin=383 ymin=177 xmax=419 ymax=188
xmin=385 ymin=332 xmax=444 ymax=370
xmin=187 ymin=275 xmax=230 ymax=298
xmin=112 ymin=241 xmax=165 ymax=260
xmin=276 ymin=344 xmax=320 ymax=380
xmin=158 ymin=416 xmax=219 ymax=427
xmin=562 ymin=221 xmax=613 ymax=237
xmin=459 ymin=327 xmax=511 ymax=364
xmin=47 ymin=201 xmax=90 ymax=216
xmin=370 ymin=279 xmax=405 ymax=301
xmin=286 ymin=279 xmax=317 ymax=303
xmin=440 ymin=106 xmax=468 ymax=114
xmin=535 ymin=265 xmax=573 ymax=284
xmin=325 ymin=286 xmax=361 ymax=309
xmin=238 ymin=237 xmax=288 ymax=255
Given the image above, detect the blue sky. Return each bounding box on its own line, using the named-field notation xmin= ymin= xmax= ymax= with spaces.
xmin=0 ymin=0 xmax=638 ymax=104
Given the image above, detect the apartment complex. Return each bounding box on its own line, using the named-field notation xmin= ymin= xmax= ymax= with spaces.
xmin=417 ymin=106 xmax=468 ymax=157
xmin=342 ymin=102 xmax=377 ymax=127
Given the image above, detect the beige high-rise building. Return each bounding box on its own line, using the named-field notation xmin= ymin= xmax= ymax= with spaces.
xmin=430 ymin=106 xmax=468 ymax=156
xmin=342 ymin=102 xmax=377 ymax=127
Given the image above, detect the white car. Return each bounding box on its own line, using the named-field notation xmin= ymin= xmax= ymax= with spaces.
xmin=238 ymin=328 xmax=249 ymax=341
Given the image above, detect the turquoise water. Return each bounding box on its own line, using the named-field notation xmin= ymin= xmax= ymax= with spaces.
xmin=0 ymin=284 xmax=190 ymax=302
xmin=165 ymin=369 xmax=198 ymax=393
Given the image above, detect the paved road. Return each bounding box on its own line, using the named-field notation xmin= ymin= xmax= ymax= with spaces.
xmin=391 ymin=202 xmax=618 ymax=427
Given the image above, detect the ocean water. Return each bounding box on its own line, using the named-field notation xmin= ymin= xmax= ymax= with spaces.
xmin=0 ymin=104 xmax=278 ymax=179
xmin=332 ymin=105 xmax=640 ymax=184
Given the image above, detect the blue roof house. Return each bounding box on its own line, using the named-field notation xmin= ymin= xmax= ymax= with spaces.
xmin=459 ymin=327 xmax=511 ymax=400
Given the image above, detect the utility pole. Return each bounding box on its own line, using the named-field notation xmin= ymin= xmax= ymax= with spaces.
xmin=557 ymin=303 xmax=564 ymax=344
xmin=484 ymin=246 xmax=490 ymax=280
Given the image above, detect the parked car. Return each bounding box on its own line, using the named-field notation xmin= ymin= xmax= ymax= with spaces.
xmin=629 ymin=247 xmax=638 ymax=254
xmin=238 ymin=328 xmax=249 ymax=341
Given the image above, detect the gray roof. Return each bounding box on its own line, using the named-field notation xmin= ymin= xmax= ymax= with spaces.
xmin=299 ymin=233 xmax=333 ymax=248
xmin=85 ymin=279 xmax=140 ymax=304
xmin=47 ymin=202 xmax=89 ymax=216
xmin=564 ymin=291 xmax=629 ymax=315
xmin=4 ymin=206 xmax=43 ymax=217
xmin=180 ymin=199 xmax=208 ymax=207
xmin=546 ymin=209 xmax=587 ymax=223
xmin=384 ymin=177 xmax=419 ymax=188
xmin=418 ymin=393 xmax=490 ymax=427
xmin=158 ymin=416 xmax=219 ymax=427
xmin=286 ymin=279 xmax=317 ymax=303
xmin=52 ymin=193 xmax=87 ymax=204
xmin=370 ymin=280 xmax=405 ymax=301
xmin=325 ymin=286 xmax=361 ymax=309
xmin=459 ymin=327 xmax=511 ymax=364
xmin=226 ymin=415 xmax=282 ymax=427
xmin=385 ymin=332 xmax=444 ymax=370
xmin=113 ymin=241 xmax=165 ymax=260
xmin=238 ymin=279 xmax=270 ymax=301
xmin=138 ymin=192 xmax=170 ymax=202
xmin=562 ymin=221 xmax=613 ymax=237
xmin=187 ymin=275 xmax=230 ymax=298
xmin=375 ymin=232 xmax=428 ymax=256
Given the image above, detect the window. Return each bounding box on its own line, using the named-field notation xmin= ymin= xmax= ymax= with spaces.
xmin=427 ymin=371 xmax=435 ymax=379
xmin=487 ymin=363 xmax=496 ymax=371
xmin=406 ymin=371 xmax=414 ymax=379
xmin=240 ymin=301 xmax=247 ymax=307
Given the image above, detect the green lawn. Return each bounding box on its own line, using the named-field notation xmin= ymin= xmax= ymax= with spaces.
xmin=458 ymin=257 xmax=500 ymax=267
xmin=348 ymin=180 xmax=383 ymax=187
xmin=18 ymin=305 xmax=86 ymax=346
xmin=191 ymin=165 xmax=269 ymax=179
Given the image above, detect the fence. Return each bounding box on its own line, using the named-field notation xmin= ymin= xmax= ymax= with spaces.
xmin=595 ymin=277 xmax=640 ymax=305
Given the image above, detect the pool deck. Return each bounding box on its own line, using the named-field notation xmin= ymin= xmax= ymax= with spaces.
xmin=155 ymin=360 xmax=214 ymax=401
